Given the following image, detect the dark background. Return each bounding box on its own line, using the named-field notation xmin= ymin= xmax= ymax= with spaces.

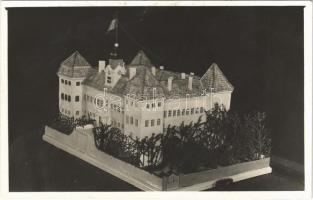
xmin=8 ymin=7 xmax=304 ymax=191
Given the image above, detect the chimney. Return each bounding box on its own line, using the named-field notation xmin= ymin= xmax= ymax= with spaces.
xmin=181 ymin=72 xmax=186 ymax=79
xmin=168 ymin=76 xmax=173 ymax=91
xmin=129 ymin=67 xmax=136 ymax=79
xmin=151 ymin=66 xmax=156 ymax=76
xmin=188 ymin=73 xmax=194 ymax=90
xmin=159 ymin=66 xmax=164 ymax=70
xmin=98 ymin=60 xmax=106 ymax=73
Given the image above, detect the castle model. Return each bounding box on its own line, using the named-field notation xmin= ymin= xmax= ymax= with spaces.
xmin=57 ymin=48 xmax=234 ymax=139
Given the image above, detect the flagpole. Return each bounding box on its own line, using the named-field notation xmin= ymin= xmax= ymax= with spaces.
xmin=115 ymin=11 xmax=119 ymax=47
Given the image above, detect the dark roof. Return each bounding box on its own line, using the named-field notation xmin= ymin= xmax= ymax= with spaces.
xmin=200 ymin=63 xmax=234 ymax=92
xmin=57 ymin=51 xmax=91 ymax=78
xmin=61 ymin=51 xmax=91 ymax=67
xmin=129 ymin=50 xmax=153 ymax=67
xmin=81 ymin=51 xmax=234 ymax=98
xmin=123 ymin=66 xmax=165 ymax=100
xmin=82 ymin=68 xmax=107 ymax=90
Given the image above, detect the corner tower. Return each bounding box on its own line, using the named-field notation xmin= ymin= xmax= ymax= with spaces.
xmin=57 ymin=51 xmax=91 ymax=118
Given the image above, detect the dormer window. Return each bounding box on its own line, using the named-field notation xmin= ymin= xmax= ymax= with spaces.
xmin=107 ymin=76 xmax=112 ymax=83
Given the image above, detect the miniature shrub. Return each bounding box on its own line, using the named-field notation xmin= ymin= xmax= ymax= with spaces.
xmin=49 ymin=113 xmax=95 ymax=135
xmin=92 ymin=104 xmax=271 ymax=175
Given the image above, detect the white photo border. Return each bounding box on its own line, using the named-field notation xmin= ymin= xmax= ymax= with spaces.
xmin=0 ymin=1 xmax=312 ymax=200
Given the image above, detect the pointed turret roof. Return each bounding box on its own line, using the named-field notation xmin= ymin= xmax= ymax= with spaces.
xmin=129 ymin=50 xmax=153 ymax=67
xmin=57 ymin=51 xmax=91 ymax=78
xmin=61 ymin=51 xmax=91 ymax=67
xmin=200 ymin=63 xmax=234 ymax=92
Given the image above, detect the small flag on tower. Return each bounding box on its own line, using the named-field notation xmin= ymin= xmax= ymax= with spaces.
xmin=106 ymin=18 xmax=118 ymax=34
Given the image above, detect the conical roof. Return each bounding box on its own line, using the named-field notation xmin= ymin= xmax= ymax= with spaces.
xmin=129 ymin=50 xmax=153 ymax=67
xmin=200 ymin=63 xmax=234 ymax=92
xmin=61 ymin=51 xmax=91 ymax=67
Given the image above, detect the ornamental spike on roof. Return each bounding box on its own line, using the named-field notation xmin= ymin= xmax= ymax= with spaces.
xmin=129 ymin=50 xmax=153 ymax=67
xmin=200 ymin=63 xmax=234 ymax=92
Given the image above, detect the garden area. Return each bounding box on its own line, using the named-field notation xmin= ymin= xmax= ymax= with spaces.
xmin=48 ymin=113 xmax=95 ymax=135
xmin=92 ymin=104 xmax=272 ymax=176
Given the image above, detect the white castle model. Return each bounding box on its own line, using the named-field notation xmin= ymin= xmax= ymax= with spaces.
xmin=57 ymin=50 xmax=234 ymax=138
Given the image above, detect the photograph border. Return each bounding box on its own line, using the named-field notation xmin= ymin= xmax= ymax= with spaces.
xmin=0 ymin=1 xmax=312 ymax=199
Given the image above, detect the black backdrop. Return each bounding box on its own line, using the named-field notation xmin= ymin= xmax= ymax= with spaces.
xmin=8 ymin=7 xmax=304 ymax=166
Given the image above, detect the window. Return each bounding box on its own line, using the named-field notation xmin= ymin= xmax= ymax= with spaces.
xmin=126 ymin=99 xmax=128 ymax=104
xmin=65 ymin=80 xmax=68 ymax=85
xmin=151 ymin=119 xmax=155 ymax=126
xmin=75 ymin=96 xmax=79 ymax=102
xmin=135 ymin=119 xmax=138 ymax=127
xmin=76 ymin=82 xmax=80 ymax=86
xmin=68 ymin=81 xmax=71 ymax=86
xmin=111 ymin=104 xmax=113 ymax=109
xmin=146 ymin=104 xmax=150 ymax=109
xmin=145 ymin=120 xmax=149 ymax=127
xmin=90 ymin=96 xmax=93 ymax=103
xmin=164 ymin=111 xmax=167 ymax=118
xmin=158 ymin=102 xmax=162 ymax=107
xmin=118 ymin=122 xmax=120 ymax=127
xmin=65 ymin=94 xmax=68 ymax=101
xmin=84 ymin=94 xmax=86 ymax=101
xmin=87 ymin=95 xmax=90 ymax=101
xmin=173 ymin=110 xmax=176 ymax=117
xmin=117 ymin=106 xmax=120 ymax=113
xmin=122 ymin=124 xmax=124 ymax=128
xmin=130 ymin=117 xmax=133 ymax=125
xmin=61 ymin=79 xmax=64 ymax=83
xmin=196 ymin=108 xmax=199 ymax=114
xmin=200 ymin=107 xmax=204 ymax=113
xmin=76 ymin=111 xmax=79 ymax=115
xmin=152 ymin=103 xmax=155 ymax=108
xmin=61 ymin=93 xmax=64 ymax=100
xmin=157 ymin=119 xmax=161 ymax=125
xmin=186 ymin=109 xmax=189 ymax=115
xmin=177 ymin=110 xmax=180 ymax=116
xmin=182 ymin=109 xmax=185 ymax=115
xmin=131 ymin=101 xmax=134 ymax=106
xmin=191 ymin=108 xmax=194 ymax=115
xmin=107 ymin=76 xmax=112 ymax=83
xmin=114 ymin=104 xmax=117 ymax=110
xmin=168 ymin=110 xmax=172 ymax=117
xmin=126 ymin=115 xmax=129 ymax=124
xmin=61 ymin=108 xmax=64 ymax=112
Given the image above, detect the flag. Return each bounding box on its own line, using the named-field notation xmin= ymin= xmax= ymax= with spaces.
xmin=106 ymin=18 xmax=118 ymax=34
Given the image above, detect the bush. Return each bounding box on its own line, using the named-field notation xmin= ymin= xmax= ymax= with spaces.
xmin=91 ymin=104 xmax=272 ymax=175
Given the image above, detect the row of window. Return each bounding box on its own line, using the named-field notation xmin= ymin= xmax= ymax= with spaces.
xmin=61 ymin=93 xmax=80 ymax=102
xmin=60 ymin=108 xmax=80 ymax=116
xmin=126 ymin=115 xmax=139 ymax=127
xmin=125 ymin=115 xmax=162 ymax=127
xmin=125 ymin=99 xmax=163 ymax=109
xmin=112 ymin=120 xmax=124 ymax=128
xmin=61 ymin=79 xmax=81 ymax=86
xmin=145 ymin=119 xmax=161 ymax=127
xmin=164 ymin=107 xmax=204 ymax=118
